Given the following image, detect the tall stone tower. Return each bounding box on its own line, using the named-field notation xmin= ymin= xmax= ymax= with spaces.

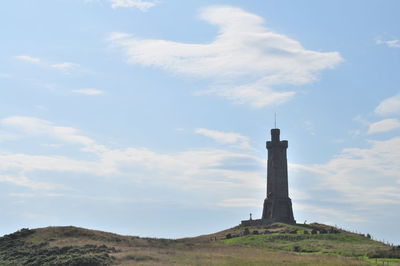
xmin=261 ymin=128 xmax=295 ymax=223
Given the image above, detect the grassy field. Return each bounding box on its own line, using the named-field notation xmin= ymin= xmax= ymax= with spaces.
xmin=0 ymin=223 xmax=398 ymax=265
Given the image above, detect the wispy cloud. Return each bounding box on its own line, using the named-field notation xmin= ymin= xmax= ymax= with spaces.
xmin=15 ymin=54 xmax=81 ymax=71
xmin=294 ymin=202 xmax=366 ymax=223
xmin=1 ymin=116 xmax=105 ymax=153
xmin=195 ymin=128 xmax=252 ymax=149
xmin=218 ymin=198 xmax=259 ymax=207
xmin=367 ymin=118 xmax=400 ymax=134
xmin=375 ymin=93 xmax=400 ymax=115
xmin=294 ymin=136 xmax=400 ymax=207
xmin=51 ymin=62 xmax=80 ymax=70
xmin=109 ymin=0 xmax=156 ymax=11
xmin=0 ymin=116 xmax=264 ymax=192
xmin=0 ymin=173 xmax=57 ymax=190
xmin=376 ymin=38 xmax=400 ymax=48
xmin=15 ymin=55 xmax=41 ymax=64
xmin=72 ymin=89 xmax=104 ymax=95
xmin=109 ymin=5 xmax=342 ymax=108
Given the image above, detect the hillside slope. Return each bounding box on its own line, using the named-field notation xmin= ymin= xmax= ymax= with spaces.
xmin=0 ymin=223 xmax=398 ymax=265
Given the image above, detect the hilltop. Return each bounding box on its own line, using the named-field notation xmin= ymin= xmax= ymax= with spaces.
xmin=0 ymin=223 xmax=399 ymax=265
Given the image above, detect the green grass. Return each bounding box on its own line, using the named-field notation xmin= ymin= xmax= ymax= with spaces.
xmin=222 ymin=233 xmax=384 ymax=256
xmin=220 ymin=223 xmax=395 ymax=259
xmin=368 ymin=258 xmax=400 ymax=263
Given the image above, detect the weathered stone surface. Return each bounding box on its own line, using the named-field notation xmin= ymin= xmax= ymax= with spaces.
xmin=262 ymin=128 xmax=295 ymax=223
xmin=241 ymin=128 xmax=295 ymax=226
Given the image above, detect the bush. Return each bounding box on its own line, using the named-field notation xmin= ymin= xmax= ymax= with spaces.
xmin=319 ymin=229 xmax=327 ymax=234
xmin=293 ymin=245 xmax=301 ymax=252
xmin=124 ymin=254 xmax=158 ymax=261
xmin=368 ymin=247 xmax=400 ymax=259
xmin=328 ymin=227 xmax=340 ymax=234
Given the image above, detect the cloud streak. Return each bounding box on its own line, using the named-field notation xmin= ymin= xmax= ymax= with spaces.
xmin=15 ymin=55 xmax=80 ymax=71
xmin=376 ymin=38 xmax=400 ymax=49
xmin=72 ymin=89 xmax=104 ymax=95
xmin=375 ymin=93 xmax=400 ymax=115
xmin=195 ymin=128 xmax=252 ymax=149
xmin=16 ymin=55 xmax=41 ymax=63
xmin=109 ymin=5 xmax=343 ymax=108
xmin=0 ymin=116 xmax=264 ymax=192
xmin=367 ymin=118 xmax=400 ymax=134
xmin=109 ymin=0 xmax=155 ymax=11
xmin=293 ymin=136 xmax=400 ymax=207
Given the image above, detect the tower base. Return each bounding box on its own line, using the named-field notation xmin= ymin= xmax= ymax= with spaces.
xmin=262 ymin=197 xmax=295 ymax=224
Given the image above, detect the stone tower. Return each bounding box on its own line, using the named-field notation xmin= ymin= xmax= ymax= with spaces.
xmin=261 ymin=128 xmax=295 ymax=223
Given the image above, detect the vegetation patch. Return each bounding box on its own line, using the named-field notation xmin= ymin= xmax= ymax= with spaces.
xmin=123 ymin=254 xmax=159 ymax=261
xmin=367 ymin=246 xmax=400 ymax=259
xmin=221 ymin=223 xmax=390 ymax=258
xmin=0 ymin=228 xmax=116 ymax=266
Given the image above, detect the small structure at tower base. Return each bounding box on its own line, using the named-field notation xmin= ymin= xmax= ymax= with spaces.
xmin=241 ymin=128 xmax=296 ymax=226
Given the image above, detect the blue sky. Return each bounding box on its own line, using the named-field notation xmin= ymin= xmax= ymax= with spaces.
xmin=1 ymin=0 xmax=400 ymax=244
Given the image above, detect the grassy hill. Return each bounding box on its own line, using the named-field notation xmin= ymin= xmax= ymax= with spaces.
xmin=0 ymin=223 xmax=399 ymax=265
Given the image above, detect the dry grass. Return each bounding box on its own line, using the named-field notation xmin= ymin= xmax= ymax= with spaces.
xmin=0 ymin=225 xmax=388 ymax=265
xmin=110 ymin=242 xmax=370 ymax=265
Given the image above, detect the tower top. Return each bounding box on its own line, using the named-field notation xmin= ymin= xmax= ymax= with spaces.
xmin=271 ymin=128 xmax=280 ymax=142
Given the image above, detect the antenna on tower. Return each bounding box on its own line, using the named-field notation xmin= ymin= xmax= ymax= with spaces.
xmin=274 ymin=112 xmax=277 ymax=129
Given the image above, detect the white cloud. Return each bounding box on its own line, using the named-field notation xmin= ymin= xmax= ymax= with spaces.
xmin=367 ymin=118 xmax=400 ymax=134
xmin=16 ymin=55 xmax=41 ymax=64
xmin=376 ymin=38 xmax=400 ymax=48
xmin=195 ymin=128 xmax=252 ymax=149
xmin=51 ymin=62 xmax=80 ymax=70
xmin=72 ymin=89 xmax=104 ymax=95
xmin=294 ymin=202 xmax=365 ymax=223
xmin=0 ymin=116 xmax=264 ymax=192
xmin=294 ymin=136 xmax=400 ymax=207
xmin=375 ymin=93 xmax=400 ymax=115
xmin=109 ymin=5 xmax=342 ymax=108
xmin=0 ymin=131 xmax=19 ymax=142
xmin=0 ymin=173 xmax=57 ymax=190
xmin=218 ymin=198 xmax=259 ymax=207
xmin=15 ymin=54 xmax=80 ymax=71
xmin=108 ymin=32 xmax=131 ymax=41
xmin=109 ymin=0 xmax=155 ymax=11
xmin=1 ymin=116 xmax=105 ymax=153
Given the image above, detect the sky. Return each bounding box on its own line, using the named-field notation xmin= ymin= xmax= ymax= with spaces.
xmin=1 ymin=0 xmax=400 ymax=244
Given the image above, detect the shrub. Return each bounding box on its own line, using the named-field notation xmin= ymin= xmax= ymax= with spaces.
xmin=293 ymin=245 xmax=301 ymax=252
xmin=368 ymin=247 xmax=400 ymax=259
